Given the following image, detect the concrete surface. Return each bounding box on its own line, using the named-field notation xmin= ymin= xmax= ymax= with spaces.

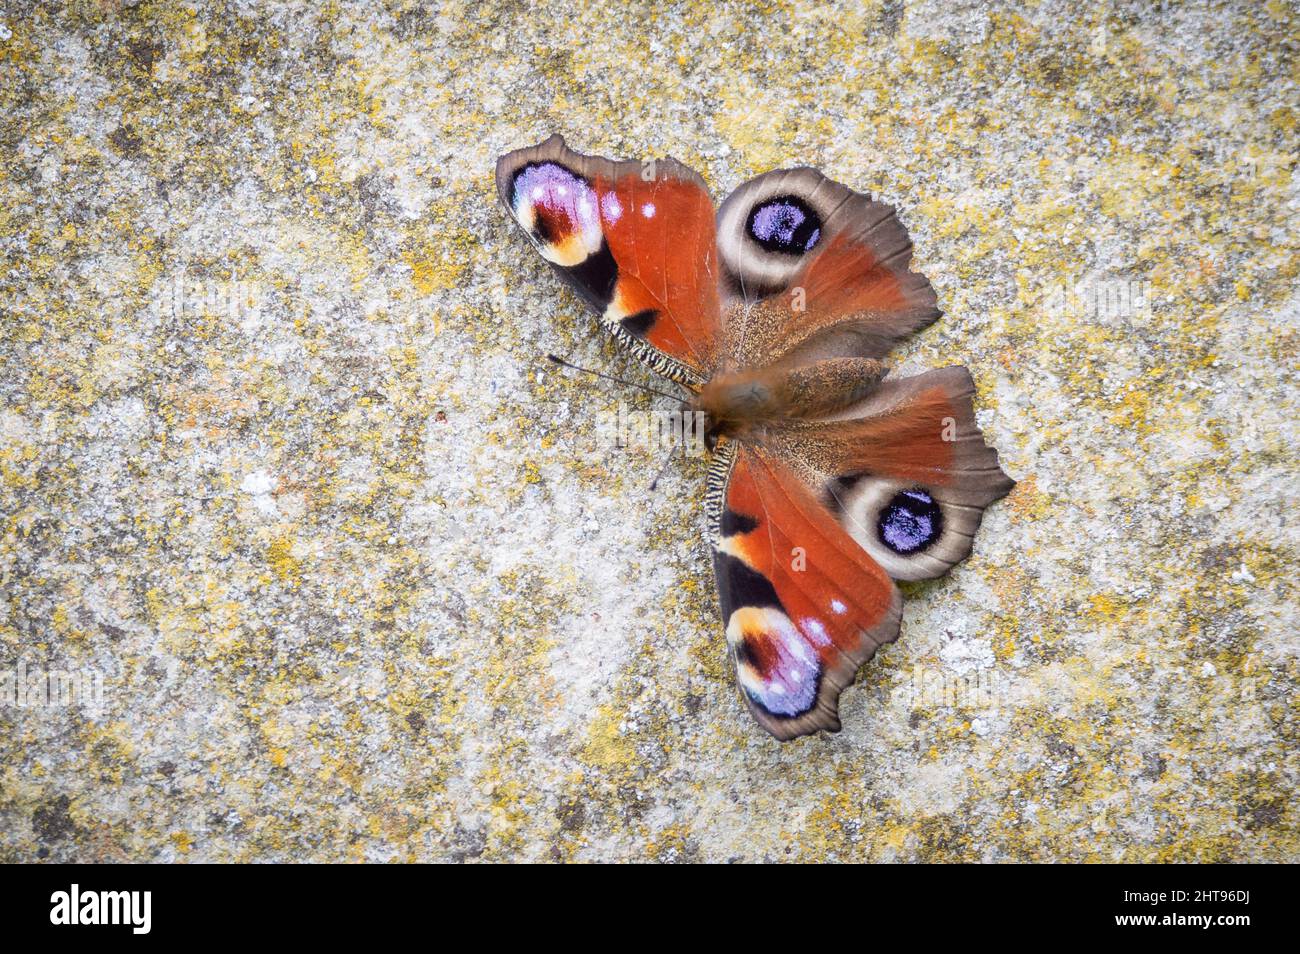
xmin=0 ymin=0 xmax=1296 ymax=861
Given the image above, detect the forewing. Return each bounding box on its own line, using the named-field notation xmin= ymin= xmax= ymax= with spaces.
xmin=708 ymin=441 xmax=902 ymax=741
xmin=496 ymin=134 xmax=723 ymax=384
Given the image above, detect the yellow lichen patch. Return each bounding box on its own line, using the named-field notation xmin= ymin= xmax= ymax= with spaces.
xmin=1086 ymin=592 xmax=1129 ymax=626
xmin=402 ymin=236 xmax=466 ymax=295
xmin=266 ymin=535 xmax=303 ymax=587
xmin=1005 ymin=474 xmax=1050 ymax=522
xmin=580 ymin=704 xmax=637 ymax=772
xmin=645 ymin=822 xmax=693 ymax=862
xmin=1088 ymin=148 xmax=1178 ymax=222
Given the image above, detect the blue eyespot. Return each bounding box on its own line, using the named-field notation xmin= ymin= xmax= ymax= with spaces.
xmin=746 ymin=196 xmax=822 ymax=255
xmin=877 ymin=489 xmax=943 ymax=555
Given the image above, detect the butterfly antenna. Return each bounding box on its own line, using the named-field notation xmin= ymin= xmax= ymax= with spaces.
xmin=647 ymin=443 xmax=680 ymax=492
xmin=545 ymin=353 xmax=681 ymax=402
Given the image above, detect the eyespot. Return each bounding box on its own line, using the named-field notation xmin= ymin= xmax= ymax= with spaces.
xmin=510 ymin=162 xmax=602 ymax=265
xmin=714 ymin=170 xmax=848 ymax=300
xmin=726 ymin=605 xmax=820 ymax=717
xmin=877 ymin=489 xmax=943 ymax=554
xmin=746 ymin=196 xmax=822 ymax=255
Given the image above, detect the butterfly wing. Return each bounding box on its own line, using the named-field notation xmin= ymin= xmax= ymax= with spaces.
xmin=496 ymin=134 xmax=722 ymax=385
xmin=708 ymin=440 xmax=903 ymax=741
xmin=714 ymin=167 xmax=939 ymax=367
xmin=771 ymin=365 xmax=1016 ymax=581
xmin=711 ymin=366 xmax=1014 ymax=741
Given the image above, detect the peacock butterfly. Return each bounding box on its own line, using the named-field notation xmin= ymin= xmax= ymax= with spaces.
xmin=496 ymin=135 xmax=1015 ymax=741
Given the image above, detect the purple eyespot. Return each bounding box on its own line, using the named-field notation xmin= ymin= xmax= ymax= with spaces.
xmin=511 ymin=161 xmax=599 ymax=240
xmin=877 ymin=489 xmax=943 ymax=555
xmin=746 ymin=196 xmax=822 ymax=255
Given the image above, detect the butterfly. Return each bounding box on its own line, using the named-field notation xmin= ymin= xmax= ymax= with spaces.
xmin=496 ymin=134 xmax=1015 ymax=741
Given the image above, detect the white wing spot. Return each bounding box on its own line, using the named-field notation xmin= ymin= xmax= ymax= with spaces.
xmin=801 ymin=617 xmax=831 ymax=647
xmin=641 ymin=202 xmax=656 ymax=218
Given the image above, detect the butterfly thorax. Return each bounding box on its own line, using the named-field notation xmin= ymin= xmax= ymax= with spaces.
xmin=693 ymin=357 xmax=888 ymax=449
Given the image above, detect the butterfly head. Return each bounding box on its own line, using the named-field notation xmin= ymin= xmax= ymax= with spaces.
xmin=692 ymin=370 xmax=782 ymax=449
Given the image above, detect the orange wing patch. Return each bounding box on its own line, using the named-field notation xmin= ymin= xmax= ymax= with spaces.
xmin=806 ymin=381 xmax=960 ymax=485
xmin=599 ymin=174 xmax=721 ymax=372
xmin=798 ymin=232 xmax=911 ymax=315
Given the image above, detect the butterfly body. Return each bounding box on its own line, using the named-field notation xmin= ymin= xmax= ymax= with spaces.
xmin=497 ymin=135 xmax=1015 ymax=741
xmin=693 ymin=357 xmax=889 ymax=445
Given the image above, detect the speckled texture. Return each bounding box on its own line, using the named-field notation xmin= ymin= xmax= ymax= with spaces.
xmin=1 ymin=0 xmax=1296 ymax=862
